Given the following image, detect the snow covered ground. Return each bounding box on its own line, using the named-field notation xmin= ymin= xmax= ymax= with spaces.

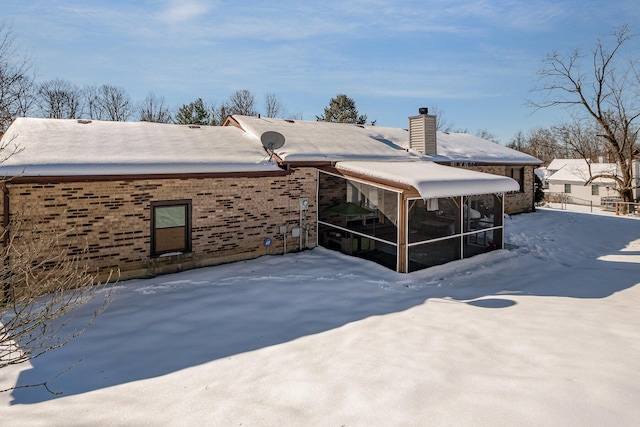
xmin=1 ymin=204 xmax=639 ymax=426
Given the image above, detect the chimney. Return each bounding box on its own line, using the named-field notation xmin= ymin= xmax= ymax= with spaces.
xmin=408 ymin=108 xmax=437 ymax=155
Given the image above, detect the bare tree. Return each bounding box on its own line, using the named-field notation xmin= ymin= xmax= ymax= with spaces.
xmin=139 ymin=92 xmax=172 ymax=123
xmin=264 ymin=93 xmax=284 ymax=118
xmin=531 ymin=25 xmax=640 ymax=201
xmin=552 ymin=119 xmax=609 ymax=162
xmin=0 ymin=181 xmax=116 ymax=389
xmin=96 ymin=84 xmax=133 ymax=122
xmin=0 ymin=23 xmax=36 ymax=132
xmin=0 ymin=211 xmax=114 ymax=392
xmin=83 ymin=85 xmax=104 ymax=120
xmin=508 ymin=130 xmax=526 ymax=151
xmin=428 ymin=105 xmax=455 ymax=132
xmin=226 ymin=89 xmax=257 ymax=116
xmin=475 ymin=129 xmax=500 ymax=144
xmin=210 ymin=102 xmax=228 ymax=126
xmin=37 ymin=78 xmax=83 ymax=119
xmin=0 ymin=128 xmax=115 ymax=392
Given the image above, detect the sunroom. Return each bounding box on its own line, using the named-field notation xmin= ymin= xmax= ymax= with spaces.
xmin=317 ymin=161 xmax=519 ymax=273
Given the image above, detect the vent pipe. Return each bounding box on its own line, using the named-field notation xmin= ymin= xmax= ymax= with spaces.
xmin=408 ymin=108 xmax=437 ymax=155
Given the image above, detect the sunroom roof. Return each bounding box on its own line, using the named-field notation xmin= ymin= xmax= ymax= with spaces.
xmin=335 ymin=161 xmax=520 ymax=199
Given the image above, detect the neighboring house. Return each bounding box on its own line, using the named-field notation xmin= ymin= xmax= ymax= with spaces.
xmin=535 ymin=159 xmax=589 ymax=191
xmin=546 ymin=159 xmax=619 ymax=205
xmin=0 ymin=111 xmax=541 ymax=281
xmin=546 ymin=158 xmax=590 ymax=175
xmin=425 ymin=131 xmax=542 ymax=213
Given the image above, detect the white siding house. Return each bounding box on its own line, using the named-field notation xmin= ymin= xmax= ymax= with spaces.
xmin=547 ymin=159 xmax=619 ymax=205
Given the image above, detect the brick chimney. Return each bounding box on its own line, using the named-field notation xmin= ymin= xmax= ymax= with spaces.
xmin=408 ymin=107 xmax=437 ymax=155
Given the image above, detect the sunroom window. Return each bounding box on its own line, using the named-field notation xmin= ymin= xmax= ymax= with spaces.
xmin=318 ymin=172 xmax=400 ymax=271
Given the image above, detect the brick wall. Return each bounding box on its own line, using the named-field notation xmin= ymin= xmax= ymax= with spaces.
xmin=456 ymin=165 xmax=536 ymax=214
xmin=2 ymin=168 xmax=318 ymax=281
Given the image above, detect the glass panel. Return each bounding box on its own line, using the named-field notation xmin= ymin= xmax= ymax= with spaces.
xmin=463 ymin=227 xmax=502 ymax=258
xmin=318 ymin=224 xmax=397 ymax=271
xmin=156 ymin=205 xmax=186 ymax=228
xmin=408 ymin=237 xmax=461 ymax=272
xmin=318 ymin=172 xmax=398 ymax=243
xmin=407 ymin=197 xmax=460 ymax=244
xmin=463 ymin=194 xmax=503 ymax=232
xmin=155 ymin=227 xmax=186 ymax=253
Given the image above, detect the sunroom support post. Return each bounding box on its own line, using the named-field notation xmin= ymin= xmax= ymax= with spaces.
xmin=398 ymin=191 xmax=409 ymax=273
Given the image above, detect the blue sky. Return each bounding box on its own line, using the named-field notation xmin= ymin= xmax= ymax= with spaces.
xmin=5 ymin=0 xmax=640 ymax=143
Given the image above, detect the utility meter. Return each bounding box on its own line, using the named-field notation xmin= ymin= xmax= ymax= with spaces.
xmin=299 ymin=197 xmax=309 ymax=210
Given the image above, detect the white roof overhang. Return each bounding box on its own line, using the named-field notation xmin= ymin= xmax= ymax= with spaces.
xmin=335 ymin=161 xmax=520 ymax=199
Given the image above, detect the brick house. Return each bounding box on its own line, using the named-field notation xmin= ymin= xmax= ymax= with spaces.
xmin=1 ymin=112 xmax=540 ymax=281
xmin=1 ymin=119 xmax=316 ymax=282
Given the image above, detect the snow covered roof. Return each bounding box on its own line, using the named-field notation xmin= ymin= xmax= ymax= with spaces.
xmin=547 ymin=161 xmax=619 ymax=185
xmin=546 ymin=158 xmax=589 ymax=172
xmin=431 ymin=132 xmax=542 ymax=165
xmin=230 ymin=115 xmax=541 ymax=165
xmin=335 ymin=161 xmax=520 ymax=199
xmin=229 ymin=115 xmax=418 ymax=162
xmin=0 ymin=118 xmax=280 ymax=177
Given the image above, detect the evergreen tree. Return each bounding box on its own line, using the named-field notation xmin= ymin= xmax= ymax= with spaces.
xmin=316 ymin=94 xmax=371 ymax=125
xmin=534 ymin=174 xmax=545 ymax=205
xmin=175 ymin=98 xmax=210 ymax=125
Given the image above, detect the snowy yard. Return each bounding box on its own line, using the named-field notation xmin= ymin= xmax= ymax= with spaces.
xmin=1 ymin=205 xmax=640 ymax=426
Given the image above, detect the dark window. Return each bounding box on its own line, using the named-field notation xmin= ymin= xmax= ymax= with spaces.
xmin=151 ymin=200 xmax=192 ymax=257
xmin=407 ymin=197 xmax=459 ymax=244
xmin=564 ymin=184 xmax=571 ymax=194
xmin=591 ymin=185 xmax=599 ymax=196
xmin=318 ymin=173 xmax=398 ymax=243
xmin=506 ymin=167 xmax=524 ymax=192
xmin=463 ymin=194 xmax=503 ymax=232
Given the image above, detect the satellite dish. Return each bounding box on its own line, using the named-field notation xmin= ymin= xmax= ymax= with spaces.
xmin=260 ymin=131 xmax=286 ymax=151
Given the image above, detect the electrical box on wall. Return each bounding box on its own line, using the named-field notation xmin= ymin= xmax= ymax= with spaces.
xmin=291 ymin=227 xmax=301 ymax=238
xmin=299 ymin=197 xmax=309 ymax=210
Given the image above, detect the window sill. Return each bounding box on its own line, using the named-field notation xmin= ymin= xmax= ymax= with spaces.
xmin=158 ymin=251 xmax=183 ymax=258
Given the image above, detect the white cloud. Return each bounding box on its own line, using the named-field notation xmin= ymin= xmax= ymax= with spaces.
xmin=154 ymin=0 xmax=217 ymax=24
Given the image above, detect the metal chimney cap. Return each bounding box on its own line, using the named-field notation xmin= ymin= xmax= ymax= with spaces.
xmin=418 ymin=107 xmax=429 ymax=115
